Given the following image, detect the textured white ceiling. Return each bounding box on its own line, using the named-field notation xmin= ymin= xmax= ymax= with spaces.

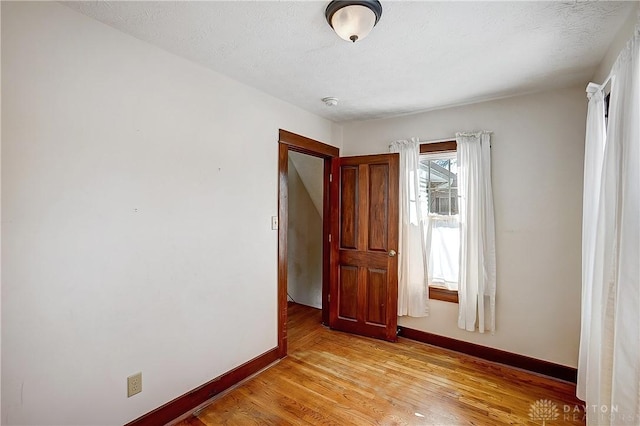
xmin=63 ymin=1 xmax=635 ymax=122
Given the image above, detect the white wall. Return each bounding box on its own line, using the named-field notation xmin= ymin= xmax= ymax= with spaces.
xmin=287 ymin=156 xmax=323 ymax=309
xmin=342 ymin=86 xmax=587 ymax=367
xmin=1 ymin=2 xmax=340 ymax=425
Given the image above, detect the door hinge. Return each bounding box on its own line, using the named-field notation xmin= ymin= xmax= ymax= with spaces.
xmin=328 ymin=233 xmax=332 ymax=242
xmin=328 ymin=294 xmax=331 ymax=303
xmin=329 ymin=174 xmax=333 ymax=182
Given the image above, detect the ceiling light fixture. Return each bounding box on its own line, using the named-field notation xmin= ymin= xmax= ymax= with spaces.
xmin=325 ymin=0 xmax=382 ymax=43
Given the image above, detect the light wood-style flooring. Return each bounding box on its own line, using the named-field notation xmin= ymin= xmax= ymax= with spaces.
xmin=175 ymin=303 xmax=584 ymax=425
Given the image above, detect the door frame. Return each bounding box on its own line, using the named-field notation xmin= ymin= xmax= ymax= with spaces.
xmin=277 ymin=129 xmax=339 ymax=358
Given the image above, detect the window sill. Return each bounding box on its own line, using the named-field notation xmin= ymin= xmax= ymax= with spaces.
xmin=429 ymin=286 xmax=459 ymax=304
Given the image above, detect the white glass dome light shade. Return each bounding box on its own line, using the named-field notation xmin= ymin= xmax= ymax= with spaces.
xmin=331 ymin=5 xmax=376 ymax=42
xmin=325 ymin=1 xmax=382 ymax=43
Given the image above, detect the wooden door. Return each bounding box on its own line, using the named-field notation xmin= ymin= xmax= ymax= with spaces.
xmin=329 ymin=154 xmax=399 ymax=341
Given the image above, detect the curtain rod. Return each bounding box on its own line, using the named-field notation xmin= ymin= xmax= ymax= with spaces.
xmin=420 ymin=137 xmax=456 ymax=144
xmin=389 ymin=132 xmax=494 ymax=149
xmin=421 ymin=131 xmax=493 ymax=144
xmin=600 ymin=74 xmax=612 ymax=91
xmin=588 ymin=75 xmax=612 ymax=95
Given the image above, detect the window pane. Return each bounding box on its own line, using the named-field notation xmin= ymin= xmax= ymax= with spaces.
xmin=419 ymin=153 xmax=458 ymax=216
xmin=429 ymin=218 xmax=460 ymax=290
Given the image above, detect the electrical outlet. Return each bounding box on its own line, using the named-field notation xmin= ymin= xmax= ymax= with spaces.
xmin=127 ymin=372 xmax=142 ymax=397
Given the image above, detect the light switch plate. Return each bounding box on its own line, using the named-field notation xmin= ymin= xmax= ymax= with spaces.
xmin=271 ymin=216 xmax=278 ymax=230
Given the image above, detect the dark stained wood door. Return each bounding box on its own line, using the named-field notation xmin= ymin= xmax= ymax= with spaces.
xmin=329 ymin=154 xmax=399 ymax=341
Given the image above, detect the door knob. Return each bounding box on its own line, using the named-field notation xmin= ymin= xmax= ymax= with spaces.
xmin=388 ymin=250 xmax=397 ymax=257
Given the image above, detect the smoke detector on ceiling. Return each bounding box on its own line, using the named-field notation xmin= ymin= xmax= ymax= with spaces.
xmin=322 ymin=97 xmax=339 ymax=107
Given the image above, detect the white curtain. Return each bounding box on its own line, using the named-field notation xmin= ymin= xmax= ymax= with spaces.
xmin=426 ymin=215 xmax=460 ymax=291
xmin=390 ymin=139 xmax=429 ymax=317
xmin=456 ymin=132 xmax=496 ymax=333
xmin=577 ymin=23 xmax=639 ymax=426
xmin=576 ymin=85 xmax=606 ymax=403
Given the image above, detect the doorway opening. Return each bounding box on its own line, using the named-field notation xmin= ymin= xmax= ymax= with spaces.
xmin=277 ymin=130 xmax=339 ymax=358
xmin=287 ymin=150 xmax=323 ymax=307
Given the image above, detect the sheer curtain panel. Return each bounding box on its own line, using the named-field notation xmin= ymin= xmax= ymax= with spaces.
xmin=577 ymin=20 xmax=639 ymax=426
xmin=390 ymin=139 xmax=429 ymax=317
xmin=576 ymin=84 xmax=606 ymax=404
xmin=426 ymin=215 xmax=460 ymax=290
xmin=456 ymin=132 xmax=496 ymax=333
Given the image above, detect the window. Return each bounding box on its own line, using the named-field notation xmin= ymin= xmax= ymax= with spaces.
xmin=420 ymin=142 xmax=459 ymax=303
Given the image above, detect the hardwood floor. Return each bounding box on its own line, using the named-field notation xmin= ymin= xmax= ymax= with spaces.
xmin=175 ymin=303 xmax=584 ymax=425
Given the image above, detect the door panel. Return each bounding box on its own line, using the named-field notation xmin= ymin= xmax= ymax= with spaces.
xmin=366 ymin=268 xmax=387 ymax=325
xmin=338 ymin=265 xmax=358 ymax=320
xmin=368 ymin=164 xmax=389 ymax=252
xmin=340 ymin=166 xmax=358 ymax=250
xmin=329 ymin=154 xmax=399 ymax=341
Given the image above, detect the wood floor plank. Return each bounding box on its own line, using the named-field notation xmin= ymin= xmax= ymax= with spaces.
xmin=175 ymin=303 xmax=584 ymax=425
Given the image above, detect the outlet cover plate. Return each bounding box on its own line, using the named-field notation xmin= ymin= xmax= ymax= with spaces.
xmin=127 ymin=372 xmax=142 ymax=397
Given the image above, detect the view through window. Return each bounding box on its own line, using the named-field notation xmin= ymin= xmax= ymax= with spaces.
xmin=419 ymin=149 xmax=460 ymax=299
